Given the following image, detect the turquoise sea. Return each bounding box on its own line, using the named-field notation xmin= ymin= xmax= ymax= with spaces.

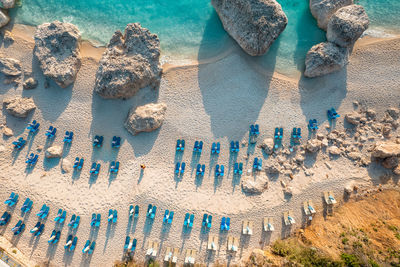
xmin=10 ymin=0 xmax=400 ymax=76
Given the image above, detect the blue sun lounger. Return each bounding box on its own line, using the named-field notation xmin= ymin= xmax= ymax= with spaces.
xmin=124 ymin=236 xmax=130 ymax=250
xmin=5 ymin=192 xmax=18 ymax=206
xmin=134 ymin=205 xmax=139 ymax=218
xmin=221 ymin=217 xmax=230 ymax=231
xmin=45 ymin=126 xmax=57 ymax=138
xmin=36 ymin=204 xmax=47 ymax=217
xmin=69 ymin=237 xmax=78 ymax=252
xmin=196 ymin=164 xmax=205 ymax=177
xmin=189 ymin=214 xmax=194 ymax=228
xmin=27 ymin=121 xmax=40 ymax=133
xmin=308 ymin=119 xmax=318 ymax=130
xmin=202 ymin=214 xmax=212 ymax=229
xmin=88 ymin=241 xmax=96 ymax=254
xmin=108 ymin=209 xmax=116 ymax=223
xmin=90 ymin=213 xmax=96 ymax=227
xmin=95 ymin=214 xmax=101 ymax=227
xmin=176 ymin=139 xmax=185 ymax=151
xmin=11 ymin=220 xmax=22 ymax=232
xmin=73 ymin=216 xmax=80 ymax=229
xmin=220 ymin=165 xmax=224 ymax=177
xmin=148 ymin=205 xmax=157 ymax=219
xmin=30 ymin=222 xmax=42 ymax=234
xmin=184 ymin=213 xmax=190 ymax=227
xmin=131 ymin=238 xmax=137 ymax=252
xmin=39 ymin=206 xmax=49 ymax=219
xmin=27 ymin=120 xmax=36 ymax=130
xmin=59 ymin=210 xmax=67 ymax=224
xmin=113 ymin=210 xmax=118 ymax=223
xmin=111 ymin=136 xmax=121 ymax=148
xmin=328 ymin=108 xmax=340 ymax=120
xmin=68 ymin=214 xmax=76 ymax=227
xmin=54 ymin=209 xmax=63 ymax=222
xmin=193 ymin=141 xmax=203 ymax=152
xmin=0 ymin=212 xmax=11 ymax=226
xmin=73 ymin=157 xmax=80 ymax=168
xmin=230 ymin=141 xmax=239 ymax=152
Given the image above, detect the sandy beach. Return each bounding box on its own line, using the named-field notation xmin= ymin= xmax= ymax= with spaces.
xmin=0 ymin=23 xmax=399 ymax=266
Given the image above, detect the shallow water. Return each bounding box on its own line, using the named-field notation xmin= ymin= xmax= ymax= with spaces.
xmin=10 ymin=0 xmax=400 ymax=76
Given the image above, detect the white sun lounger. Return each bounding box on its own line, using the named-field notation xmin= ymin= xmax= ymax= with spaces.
xmin=207 ymin=234 xmax=219 ymax=251
xmin=283 ymin=211 xmax=296 ymax=226
xmin=242 ymin=220 xmax=253 ymax=235
xmin=324 ymin=191 xmax=337 ymax=205
xmin=146 ymin=240 xmax=159 ymax=257
xmin=185 ymin=249 xmax=196 ymax=264
xmin=227 ymin=235 xmax=239 ymax=252
xmin=263 ymin=217 xmax=275 ymax=232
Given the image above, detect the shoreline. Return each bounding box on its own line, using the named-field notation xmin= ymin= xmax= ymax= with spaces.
xmin=7 ymin=23 xmax=400 ymax=80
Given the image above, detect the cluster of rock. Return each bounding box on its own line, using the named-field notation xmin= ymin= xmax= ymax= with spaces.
xmin=94 ymin=23 xmax=162 ymax=99
xmin=34 ymin=21 xmax=82 ymax=88
xmin=253 ymin=105 xmax=400 ymax=197
xmin=305 ymin=0 xmax=369 ymax=78
xmin=241 ymin=174 xmax=269 ymax=194
xmin=124 ymin=102 xmax=167 ymax=135
xmin=211 ymin=0 xmax=288 ymax=56
xmin=0 ymin=0 xmax=15 ymax=29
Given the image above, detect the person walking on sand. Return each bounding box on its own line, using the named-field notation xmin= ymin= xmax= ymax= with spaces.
xmin=140 ymin=164 xmax=146 ymax=170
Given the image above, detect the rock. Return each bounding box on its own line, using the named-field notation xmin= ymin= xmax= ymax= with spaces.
xmin=304 ymin=42 xmax=348 ymax=78
xmin=0 ymin=0 xmax=15 ymax=9
xmin=0 ymin=10 xmax=9 ymax=28
xmin=0 ymin=57 xmax=22 ymax=76
xmin=241 ymin=175 xmax=268 ymax=194
xmin=3 ymin=96 xmax=36 ymax=118
xmin=34 ymin=21 xmax=81 ymax=88
xmin=366 ymin=109 xmax=376 ymax=120
xmin=382 ymin=157 xmax=399 ymax=169
xmin=23 ymin=77 xmax=38 ymax=90
xmin=3 ymin=30 xmax=14 ymax=43
xmin=327 ymin=5 xmax=369 ymax=48
xmin=2 ymin=126 xmax=13 ymax=136
xmin=124 ymin=103 xmax=167 ymax=135
xmin=347 ymin=151 xmax=361 ymax=160
xmin=211 ymin=0 xmax=288 ymax=56
xmin=283 ymin=186 xmax=293 ymax=196
xmin=247 ymin=249 xmax=269 ymax=266
xmin=260 ymin=138 xmax=274 ymax=154
xmin=394 ymin=166 xmax=400 ymax=176
xmin=45 ymin=145 xmax=63 ymax=158
xmin=344 ymin=184 xmax=353 ymax=194
xmin=61 ymin=159 xmax=72 ymax=173
xmin=386 ymin=108 xmax=400 ymax=120
xmin=309 ymin=0 xmax=353 ymax=30
xmin=265 ymin=161 xmax=281 ymax=174
xmin=328 ymin=145 xmax=341 ymax=155
xmin=306 ymin=139 xmax=322 ymax=153
xmin=372 ymin=142 xmax=400 ymax=158
xmin=94 ymin=23 xmax=162 ymax=99
xmin=345 ymin=112 xmax=361 ymax=125
xmin=295 ymin=154 xmax=305 ymax=164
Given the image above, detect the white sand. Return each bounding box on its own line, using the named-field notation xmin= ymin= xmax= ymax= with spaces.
xmin=0 ymin=25 xmax=399 ymax=266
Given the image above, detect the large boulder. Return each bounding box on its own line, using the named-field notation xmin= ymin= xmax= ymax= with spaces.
xmin=345 ymin=112 xmax=361 ymax=125
xmin=34 ymin=21 xmax=81 ymax=88
xmin=94 ymin=23 xmax=162 ymax=99
xmin=310 ymin=0 xmax=353 ymax=30
xmin=241 ymin=175 xmax=268 ymax=194
xmin=124 ymin=103 xmax=167 ymax=135
xmin=0 ymin=57 xmax=22 ymax=76
xmin=0 ymin=10 xmax=9 ymax=28
xmin=211 ymin=0 xmax=288 ymax=56
xmin=372 ymin=142 xmax=400 ymax=158
xmin=0 ymin=0 xmax=15 ymax=9
xmin=304 ymin=42 xmax=348 ymax=78
xmin=45 ymin=145 xmax=63 ymax=158
xmin=306 ymin=139 xmax=322 ymax=153
xmin=260 ymin=138 xmax=274 ymax=154
xmin=327 ymin=5 xmax=369 ymax=48
xmin=3 ymin=96 xmax=36 ymax=118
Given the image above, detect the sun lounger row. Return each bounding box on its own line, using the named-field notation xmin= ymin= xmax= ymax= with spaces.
xmin=90 ymin=213 xmax=101 ymax=227
xmin=233 ymin=162 xmax=243 ymax=175
xmin=36 ymin=204 xmax=50 ymax=219
xmin=45 ymin=125 xmax=57 ymax=138
xmin=21 ymin=197 xmax=33 ymax=214
xmin=129 ymin=205 xmax=139 ymax=219
xmin=202 ymin=213 xmax=212 ymax=229
xmin=30 ymin=221 xmax=44 ymax=236
xmin=176 ymin=139 xmax=185 ymax=151
xmin=63 ymin=131 xmax=74 ymax=143
xmin=196 ymin=164 xmax=205 ymax=177
xmin=308 ymin=119 xmax=318 ymax=130
xmin=12 ymin=220 xmax=25 ymax=235
xmin=163 ymin=210 xmax=174 ymax=224
xmin=164 ymin=247 xmax=179 ymax=264
xmin=68 ymin=214 xmax=80 ymax=229
xmin=111 ymin=136 xmax=121 ymax=148
xmin=82 ymin=240 xmax=95 ymax=254
xmin=146 ymin=240 xmax=159 ymax=257
xmin=48 ymin=230 xmax=61 ymax=244
xmin=54 ymin=209 xmax=67 ymax=224
xmin=211 ymin=142 xmax=220 ymax=154
xmin=110 ymin=161 xmax=120 ymax=174
xmin=220 ymin=217 xmax=230 ymax=231
xmin=26 ymin=153 xmax=38 ymax=167
xmin=230 ymin=141 xmax=240 ymax=153
xmin=12 ymin=137 xmax=26 ymax=150
xmin=184 ymin=213 xmax=195 ymax=228
xmin=147 ymin=204 xmax=157 ymax=219
xmin=253 ymin=157 xmax=262 ymax=171
xmin=193 ymin=141 xmax=203 ymax=152
xmin=64 ymin=235 xmax=78 ymax=251
xmin=73 ymin=157 xmax=84 ymax=170
xmin=0 ymin=212 xmax=11 ymax=226
xmin=215 ymin=164 xmax=224 ymax=177
xmin=292 ymin=127 xmax=302 ymax=140
xmin=93 ymin=135 xmax=104 ymax=148
xmin=250 ymin=124 xmax=260 ymax=136
xmin=90 ymin=162 xmax=101 ymax=175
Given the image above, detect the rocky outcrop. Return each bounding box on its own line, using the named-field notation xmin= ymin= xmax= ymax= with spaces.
xmin=304 ymin=42 xmax=348 ymax=78
xmin=0 ymin=10 xmax=9 ymax=28
xmin=0 ymin=0 xmax=15 ymax=9
xmin=94 ymin=23 xmax=162 ymax=99
xmin=34 ymin=21 xmax=81 ymax=88
xmin=372 ymin=142 xmax=400 ymax=158
xmin=327 ymin=5 xmax=369 ymax=48
xmin=3 ymin=96 xmax=36 ymax=118
xmin=0 ymin=57 xmax=22 ymax=76
xmin=345 ymin=112 xmax=361 ymax=125
xmin=45 ymin=145 xmax=63 ymax=158
xmin=23 ymin=77 xmax=38 ymax=90
xmin=328 ymin=145 xmax=341 ymax=155
xmin=211 ymin=0 xmax=288 ymax=56
xmin=124 ymin=103 xmax=167 ymax=135
xmin=61 ymin=159 xmax=72 ymax=173
xmin=241 ymin=175 xmax=268 ymax=194
xmin=310 ymin=0 xmax=353 ymax=30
